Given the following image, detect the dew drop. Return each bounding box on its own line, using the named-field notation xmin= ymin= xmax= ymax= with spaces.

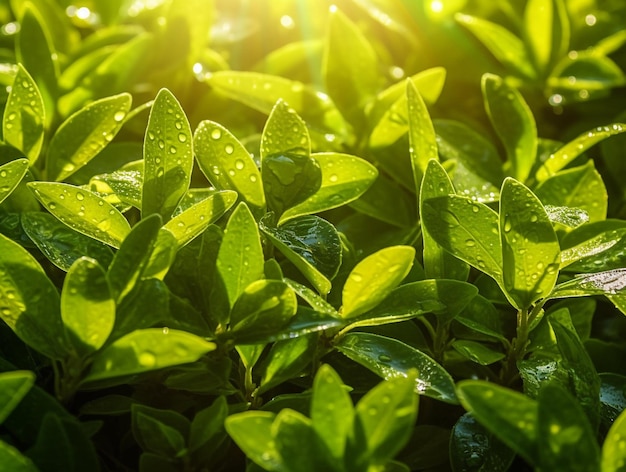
xmin=211 ymin=128 xmax=222 ymax=140
xmin=503 ymin=218 xmax=512 ymax=232
xmin=249 ymin=174 xmax=258 ymax=183
xmin=0 ymin=170 xmax=6 ymax=178
xmin=178 ymin=133 xmax=187 ymax=143
xmin=378 ymin=354 xmax=392 ymax=362
xmin=113 ymin=110 xmax=126 ymax=122
xmin=225 ymin=144 xmax=234 ymax=154
xmin=329 ymin=174 xmax=338 ymax=183
xmin=76 ymin=192 xmax=84 ymax=201
xmin=466 ymin=239 xmax=476 ymax=247
xmin=148 ymin=131 xmax=155 ymax=140
xmin=228 ymin=169 xmax=236 ymax=176
xmin=138 ymin=351 xmax=157 ymax=367
xmin=158 ymin=139 xmax=165 ymax=150
xmin=235 ymin=159 xmax=245 ymax=170
xmin=169 ymin=146 xmax=177 ymax=154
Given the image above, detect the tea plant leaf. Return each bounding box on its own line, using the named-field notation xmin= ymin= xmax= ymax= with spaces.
xmin=523 ymin=0 xmax=569 ymax=77
xmin=107 ymin=214 xmax=162 ymax=303
xmin=16 ymin=3 xmax=58 ymax=125
xmin=535 ymin=161 xmax=607 ymax=223
xmin=420 ymin=159 xmax=469 ymax=281
xmin=225 ymin=411 xmax=283 ymax=470
xmin=229 ymin=279 xmax=297 ymax=339
xmin=535 ymin=124 xmax=626 ymax=181
xmin=456 ymin=380 xmax=539 ymax=465
xmin=261 ymin=215 xmax=342 ymax=296
xmin=311 ymin=364 xmax=354 ymax=461
xmin=482 ymin=74 xmax=537 ymax=183
xmin=280 ymin=152 xmax=378 ymax=223
xmin=537 ymin=383 xmax=600 ymax=471
xmin=283 ymin=278 xmax=339 ymax=317
xmin=0 ymin=233 xmax=68 ymax=360
xmin=342 ymin=246 xmax=414 ymax=319
xmin=258 ymin=334 xmax=317 ymax=394
xmin=562 ymin=226 xmax=626 ymax=272
xmin=500 ymin=178 xmax=560 ymax=310
xmin=3 ymin=65 xmax=44 ymax=162
xmin=133 ymin=410 xmax=186 ymax=457
xmin=62 ymin=257 xmax=114 ymax=356
xmin=189 ymin=396 xmax=228 ymax=455
xmin=452 ymin=340 xmax=506 ymax=366
xmin=337 ymin=333 xmax=457 ymax=404
xmin=599 ymin=373 xmax=626 ymax=424
xmin=194 ymin=121 xmax=265 ymax=213
xmin=421 ymin=195 xmax=502 ymax=283
xmin=47 ymin=93 xmax=132 ymax=181
xmin=0 ymin=370 xmax=35 ymax=424
xmin=550 ymin=268 xmax=626 ymax=299
xmin=216 ymin=202 xmax=264 ymax=311
xmin=455 ymin=14 xmax=535 ymax=79
xmin=450 ymin=413 xmax=515 ymax=472
xmin=261 ymin=99 xmax=310 ymax=159
xmin=82 ymin=328 xmax=216 ymax=384
xmin=28 ymin=182 xmax=131 ymax=248
xmin=456 ymin=295 xmax=507 ymax=342
xmin=0 ymin=159 xmax=29 ymax=205
xmin=90 ymin=167 xmax=143 ymax=209
xmin=350 ymin=369 xmax=418 ymax=469
xmin=163 ymin=190 xmax=237 ymax=248
xmin=142 ymin=229 xmax=178 ymax=280
xmin=407 ymin=79 xmax=438 ymax=193
xmin=324 ymin=6 xmax=380 ymax=127
xmin=544 ymin=205 xmax=590 ymax=229
xmin=369 ymin=68 xmax=446 ymax=148
xmin=602 ymin=407 xmax=626 ymax=472
xmin=267 ymin=306 xmax=343 ymax=343
xmin=142 ymin=88 xmax=193 ymax=221
xmin=0 ymin=437 xmax=41 ymax=471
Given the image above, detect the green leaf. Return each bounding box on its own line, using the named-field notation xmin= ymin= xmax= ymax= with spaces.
xmin=455 ymin=14 xmax=535 ymax=79
xmin=90 ymin=166 xmax=143 ymax=209
xmin=107 ymin=214 xmax=162 ymax=303
xmin=62 ymin=257 xmax=115 ymax=356
xmin=189 ymin=396 xmax=228 ymax=454
xmin=324 ymin=7 xmax=380 ymax=127
xmin=280 ymin=152 xmax=377 ymax=223
xmin=602 ymin=408 xmax=626 ymax=472
xmin=142 ymin=88 xmax=193 ymax=221
xmin=560 ymin=221 xmax=626 ymax=270
xmin=523 ymin=0 xmax=569 ymax=77
xmin=82 ymin=328 xmax=216 ymax=384
xmin=420 ymin=159 xmax=469 ymax=281
xmin=163 ymin=190 xmax=237 ymax=248
xmin=342 ymin=246 xmax=414 ymax=318
xmin=450 ymin=413 xmax=515 ymax=472
xmin=544 ymin=205 xmax=590 ymax=229
xmin=451 ymin=340 xmax=505 ymax=366
xmin=225 ymin=411 xmax=283 ymax=471
xmin=3 ymin=65 xmax=45 ymax=162
xmin=28 ymin=182 xmax=131 ymax=248
xmin=216 ymin=202 xmax=265 ymax=311
xmin=0 ymin=159 xmax=29 ymax=206
xmin=350 ymin=369 xmax=418 ymax=468
xmin=548 ymin=54 xmax=625 ymax=99
xmin=47 ymin=93 xmax=132 ymax=181
xmin=261 ymin=215 xmax=342 ymax=296
xmin=537 ymin=383 xmax=600 ymax=471
xmin=261 ymin=99 xmax=310 ymax=159
xmin=535 ymin=161 xmax=607 ymax=223
xmin=21 ymin=212 xmax=114 ymax=271
xmin=258 ymin=334 xmax=317 ymax=394
xmin=311 ymin=364 xmax=354 ymax=461
xmin=0 ymin=370 xmax=35 ymax=424
xmin=421 ymin=195 xmax=502 ymax=283
xmin=500 ymin=178 xmax=560 ymax=309
xmin=482 ymin=74 xmax=537 ymax=183
xmin=229 ymin=279 xmax=297 ymax=338
xmin=0 ymin=441 xmax=38 ymax=472
xmin=550 ymin=268 xmax=626 ymax=299
xmin=407 ymin=79 xmax=438 ymax=194
xmin=0 ymin=233 xmax=68 ymax=360
xmin=456 ymin=295 xmax=507 ymax=342
xmin=535 ymin=124 xmax=626 ymax=181
xmin=16 ymin=3 xmax=58 ymax=125
xmin=337 ymin=332 xmax=457 ymax=404
xmin=456 ymin=380 xmax=539 ymax=465
xmin=194 ymin=121 xmax=265 ymax=213
xmin=133 ymin=410 xmax=187 ymax=457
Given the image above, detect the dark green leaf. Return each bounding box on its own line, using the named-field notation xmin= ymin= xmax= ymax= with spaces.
xmin=0 ymin=370 xmax=35 ymax=424
xmin=550 ymin=268 xmax=626 ymax=299
xmin=600 ymin=373 xmax=626 ymax=425
xmin=0 ymin=441 xmax=38 ymax=472
xmin=258 ymin=334 xmax=317 ymax=395
xmin=132 ymin=407 xmax=187 ymax=457
xmin=0 ymin=159 xmax=29 ymax=206
xmin=337 ymin=332 xmax=457 ymax=404
xmin=451 ymin=340 xmax=505 ymax=366
xmin=602 ymin=407 xmax=626 ymax=472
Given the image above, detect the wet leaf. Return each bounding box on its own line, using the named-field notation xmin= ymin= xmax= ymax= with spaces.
xmin=451 ymin=340 xmax=505 ymax=366
xmin=216 ymin=202 xmax=265 ymax=311
xmin=420 ymin=159 xmax=469 ymax=281
xmin=537 ymin=383 xmax=600 ymax=471
xmin=421 ymin=195 xmax=502 ymax=283
xmin=543 ymin=205 xmax=590 ymax=228
xmin=280 ymin=152 xmax=377 ymax=223
xmin=455 ymin=14 xmax=535 ymax=79
xmin=90 ymin=167 xmax=143 ymax=209
xmin=456 ymin=295 xmax=507 ymax=342
xmin=407 ymin=79 xmax=438 ymax=193
xmin=3 ymin=65 xmax=45 ymax=162
xmin=82 ymin=328 xmax=216 ymax=384
xmin=550 ymin=268 xmax=626 ymax=298
xmin=0 ymin=233 xmax=68 ymax=360
xmin=142 ymin=88 xmax=193 ymax=222
xmin=456 ymin=380 xmax=539 ymax=465
xmin=342 ymin=246 xmax=414 ymax=319
xmin=482 ymin=74 xmax=537 ymax=183
xmin=261 ymin=99 xmax=310 ymax=159
xmin=602 ymin=407 xmax=626 ymax=472
xmin=258 ymin=334 xmax=317 ymax=395
xmin=47 ymin=93 xmax=132 ymax=181
xmin=163 ymin=190 xmax=237 ymax=248
xmin=535 ymin=124 xmax=626 ymax=181
xmin=450 ymin=412 xmax=515 ymax=472
xmin=337 ymin=332 xmax=458 ymax=404
xmin=261 ymin=215 xmax=342 ymax=296
xmin=499 ymin=178 xmax=560 ymax=309
xmin=0 ymin=159 xmax=29 ymax=205
xmin=599 ymin=373 xmax=626 ymax=424
xmin=28 ymin=181 xmax=131 ymax=248
xmin=225 ymin=411 xmax=283 ymax=471
xmin=0 ymin=370 xmax=35 ymax=424
xmin=194 ymin=121 xmax=265 ymax=213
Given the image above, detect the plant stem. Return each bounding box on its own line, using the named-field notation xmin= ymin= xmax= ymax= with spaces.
xmin=501 ymin=308 xmax=530 ymax=385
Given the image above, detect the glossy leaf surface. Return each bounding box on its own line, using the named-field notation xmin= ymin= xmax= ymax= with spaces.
xmin=407 ymin=79 xmax=438 ymax=193
xmin=0 ymin=370 xmax=35 ymax=424
xmin=0 ymin=159 xmax=29 ymax=206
